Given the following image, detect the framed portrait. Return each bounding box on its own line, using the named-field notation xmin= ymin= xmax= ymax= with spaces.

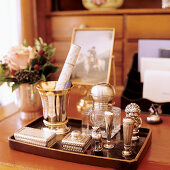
xmin=70 ymin=28 xmax=115 ymax=85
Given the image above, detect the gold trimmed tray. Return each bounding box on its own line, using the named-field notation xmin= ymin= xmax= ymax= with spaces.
xmin=8 ymin=117 xmax=152 ymax=170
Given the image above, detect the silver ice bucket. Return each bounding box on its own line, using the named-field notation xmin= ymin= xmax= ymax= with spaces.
xmin=36 ymin=81 xmax=72 ymax=134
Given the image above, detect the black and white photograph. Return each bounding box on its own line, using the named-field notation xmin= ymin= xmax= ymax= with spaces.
xmin=71 ymin=28 xmax=115 ymax=85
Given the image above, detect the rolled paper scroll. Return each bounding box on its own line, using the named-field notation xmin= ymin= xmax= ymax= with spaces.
xmin=55 ymin=44 xmax=81 ymax=90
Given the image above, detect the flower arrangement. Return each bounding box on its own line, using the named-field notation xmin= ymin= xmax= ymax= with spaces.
xmin=0 ymin=38 xmax=59 ymax=91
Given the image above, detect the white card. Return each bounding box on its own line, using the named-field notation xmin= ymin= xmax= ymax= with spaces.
xmin=138 ymin=39 xmax=170 ymax=72
xmin=143 ymin=70 xmax=170 ymax=103
xmin=140 ymin=57 xmax=170 ymax=82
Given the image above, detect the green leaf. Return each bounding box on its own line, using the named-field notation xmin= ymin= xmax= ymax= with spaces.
xmin=48 ymin=44 xmax=52 ymax=48
xmin=30 ymin=58 xmax=39 ymax=67
xmin=12 ymin=83 xmax=20 ymax=92
xmin=40 ymin=74 xmax=46 ymax=81
xmin=42 ymin=64 xmax=59 ymax=77
xmin=0 ymin=68 xmax=4 ymax=77
xmin=23 ymin=40 xmax=29 ymax=47
xmin=38 ymin=55 xmax=47 ymax=65
xmin=26 ymin=63 xmax=32 ymax=71
xmin=48 ymin=48 xmax=56 ymax=59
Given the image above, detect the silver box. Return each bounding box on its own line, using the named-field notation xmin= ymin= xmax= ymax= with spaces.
xmin=14 ymin=127 xmax=56 ymax=147
xmin=62 ymin=130 xmax=91 ymax=153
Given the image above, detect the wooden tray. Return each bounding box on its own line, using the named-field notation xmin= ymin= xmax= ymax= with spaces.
xmin=9 ymin=117 xmax=152 ymax=170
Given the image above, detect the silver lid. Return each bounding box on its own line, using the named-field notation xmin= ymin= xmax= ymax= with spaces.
xmin=90 ymin=83 xmax=115 ymax=102
xmin=71 ymin=130 xmax=81 ymax=139
xmin=125 ymin=103 xmax=141 ymax=114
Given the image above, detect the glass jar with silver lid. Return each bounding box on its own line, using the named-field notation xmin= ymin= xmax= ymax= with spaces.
xmin=81 ymin=83 xmax=121 ymax=138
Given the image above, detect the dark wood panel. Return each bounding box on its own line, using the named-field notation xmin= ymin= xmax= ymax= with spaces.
xmin=114 ymin=40 xmax=123 ymax=63
xmin=52 ymin=0 xmax=85 ymax=11
xmin=36 ymin=0 xmax=49 ymax=41
xmin=122 ymin=0 xmax=161 ymax=9
xmin=127 ymin=15 xmax=170 ymax=39
xmin=111 ymin=65 xmax=123 ymax=86
xmin=52 ymin=41 xmax=70 ymax=63
xmin=49 ymin=16 xmax=123 ymax=39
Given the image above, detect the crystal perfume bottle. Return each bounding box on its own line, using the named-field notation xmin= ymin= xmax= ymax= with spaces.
xmin=91 ymin=126 xmax=103 ymax=155
xmin=109 ymin=104 xmax=121 ymax=137
xmin=89 ymin=83 xmax=121 ymax=138
xmin=104 ymin=111 xmax=114 ymax=149
xmin=81 ymin=107 xmax=92 ymax=135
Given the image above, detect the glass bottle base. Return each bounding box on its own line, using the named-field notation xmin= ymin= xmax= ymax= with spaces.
xmin=122 ymin=150 xmax=132 ymax=157
xmin=104 ymin=143 xmax=114 ymax=149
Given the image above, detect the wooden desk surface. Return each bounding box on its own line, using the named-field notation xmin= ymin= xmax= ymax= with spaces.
xmin=0 ymin=93 xmax=170 ymax=170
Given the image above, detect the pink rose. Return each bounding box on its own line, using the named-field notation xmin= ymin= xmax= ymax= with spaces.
xmin=4 ymin=45 xmax=35 ymax=71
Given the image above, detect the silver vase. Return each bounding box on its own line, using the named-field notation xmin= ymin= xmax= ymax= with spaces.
xmin=36 ymin=81 xmax=71 ymax=134
xmin=14 ymin=84 xmax=42 ymax=120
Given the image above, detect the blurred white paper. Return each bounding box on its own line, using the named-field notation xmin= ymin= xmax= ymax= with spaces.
xmin=140 ymin=57 xmax=170 ymax=82
xmin=138 ymin=40 xmax=170 ymax=72
xmin=143 ymin=70 xmax=170 ymax=103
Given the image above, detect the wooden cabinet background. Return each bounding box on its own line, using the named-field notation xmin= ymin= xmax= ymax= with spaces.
xmin=36 ymin=0 xmax=170 ymax=87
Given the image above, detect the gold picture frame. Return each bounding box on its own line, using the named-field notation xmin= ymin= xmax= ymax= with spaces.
xmin=70 ymin=28 xmax=115 ymax=86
